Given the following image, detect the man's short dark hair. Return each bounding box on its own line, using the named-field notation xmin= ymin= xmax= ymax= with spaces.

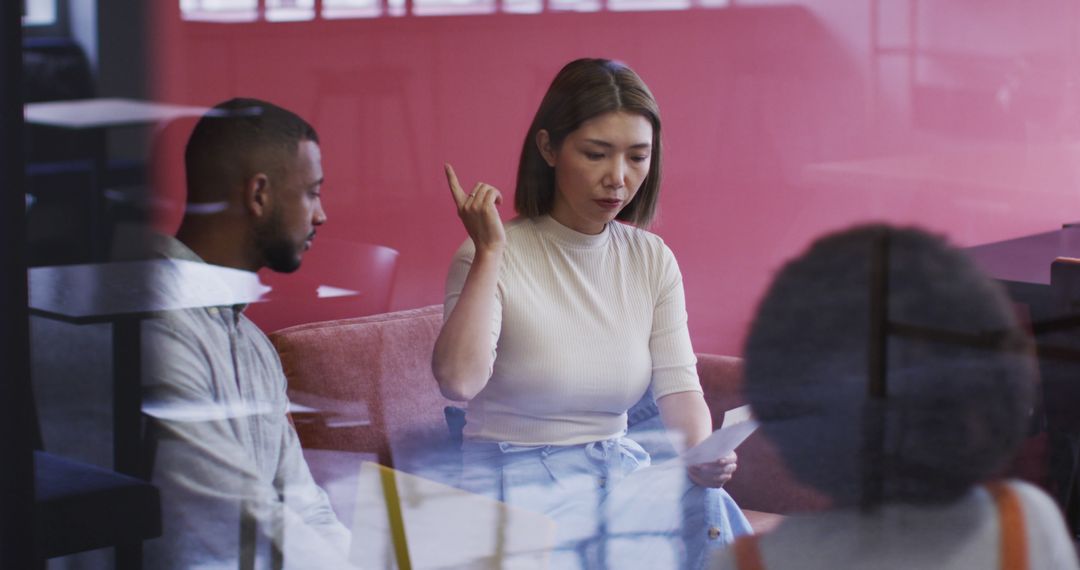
xmin=184 ymin=98 xmax=318 ymax=203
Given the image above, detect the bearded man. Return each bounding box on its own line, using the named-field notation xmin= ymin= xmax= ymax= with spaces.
xmin=141 ymin=98 xmax=353 ymax=569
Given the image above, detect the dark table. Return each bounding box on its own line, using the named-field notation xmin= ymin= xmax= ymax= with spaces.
xmin=966 ymin=227 xmax=1080 ymax=531
xmin=23 ymin=98 xmax=208 ymax=259
xmin=963 ymin=228 xmax=1080 ymax=325
xmin=966 ymin=229 xmax=1070 ymax=286
xmin=29 ymin=259 xmax=269 ymax=476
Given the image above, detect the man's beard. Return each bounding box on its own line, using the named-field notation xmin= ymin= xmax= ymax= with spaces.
xmin=254 ymin=208 xmax=302 ymax=273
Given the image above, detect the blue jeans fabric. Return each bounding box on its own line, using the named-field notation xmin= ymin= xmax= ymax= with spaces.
xmin=459 ymin=434 xmax=752 ymax=570
xmin=626 ymin=389 xmax=753 ymax=553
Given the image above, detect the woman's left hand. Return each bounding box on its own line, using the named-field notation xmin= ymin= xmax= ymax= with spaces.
xmin=687 ymin=451 xmax=737 ymax=488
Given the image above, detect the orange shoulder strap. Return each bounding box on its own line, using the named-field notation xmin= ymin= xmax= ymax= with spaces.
xmin=733 ymin=534 xmax=766 ymax=570
xmin=985 ymin=481 xmax=1028 ymax=570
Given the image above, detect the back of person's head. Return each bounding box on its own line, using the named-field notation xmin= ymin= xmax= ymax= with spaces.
xmin=515 ymin=58 xmax=663 ymax=227
xmin=184 ymin=97 xmax=319 ymax=204
xmin=743 ymin=224 xmax=1035 ymax=507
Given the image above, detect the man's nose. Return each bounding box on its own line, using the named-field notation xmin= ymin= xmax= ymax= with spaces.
xmin=313 ymin=203 xmax=327 ymax=226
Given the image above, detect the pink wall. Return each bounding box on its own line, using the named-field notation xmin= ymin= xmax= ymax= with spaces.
xmin=152 ymin=1 xmax=1080 ymax=355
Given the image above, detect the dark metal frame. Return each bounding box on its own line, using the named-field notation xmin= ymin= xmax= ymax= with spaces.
xmin=1 ymin=0 xmax=35 ymax=567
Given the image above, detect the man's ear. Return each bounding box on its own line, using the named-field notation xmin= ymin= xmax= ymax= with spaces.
xmin=536 ymin=130 xmax=557 ymax=167
xmin=244 ymin=173 xmax=272 ymax=218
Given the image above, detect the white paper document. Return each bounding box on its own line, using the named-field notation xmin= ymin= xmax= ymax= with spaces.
xmin=681 ymin=405 xmax=759 ymax=466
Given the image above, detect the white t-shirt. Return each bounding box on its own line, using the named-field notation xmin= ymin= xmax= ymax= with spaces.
xmin=711 ymin=479 xmax=1079 ymax=570
xmin=444 ymin=215 xmax=702 ymax=446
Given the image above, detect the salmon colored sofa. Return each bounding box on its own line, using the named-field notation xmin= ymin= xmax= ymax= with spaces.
xmin=269 ymin=304 xmax=826 ymax=533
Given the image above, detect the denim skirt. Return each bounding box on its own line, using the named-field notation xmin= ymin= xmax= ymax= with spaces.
xmin=459 ymin=436 xmax=752 ymax=570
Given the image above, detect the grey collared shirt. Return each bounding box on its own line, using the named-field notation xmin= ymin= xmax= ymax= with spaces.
xmin=141 ymin=236 xmax=352 ymax=569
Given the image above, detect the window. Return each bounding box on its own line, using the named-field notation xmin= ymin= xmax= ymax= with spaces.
xmin=500 ymin=0 xmax=542 ymax=14
xmin=180 ymin=0 xmax=729 ymax=20
xmin=609 ymin=0 xmax=693 ymax=11
xmin=23 ymin=0 xmax=57 ymax=26
xmin=266 ymin=0 xmax=316 ymax=21
xmin=180 ymin=0 xmax=259 ymax=22
xmin=547 ymin=0 xmax=600 ymax=12
xmin=412 ymin=0 xmax=496 ymax=16
xmin=323 ymin=0 xmax=385 ymax=19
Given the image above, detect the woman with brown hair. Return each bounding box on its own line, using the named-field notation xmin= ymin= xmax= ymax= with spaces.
xmin=433 ymin=58 xmax=751 ymax=569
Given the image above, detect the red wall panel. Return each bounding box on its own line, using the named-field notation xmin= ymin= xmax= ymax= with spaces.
xmin=152 ymin=3 xmax=1080 ymax=354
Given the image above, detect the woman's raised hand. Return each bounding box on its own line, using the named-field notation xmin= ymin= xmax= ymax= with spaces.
xmin=445 ymin=163 xmax=506 ymax=255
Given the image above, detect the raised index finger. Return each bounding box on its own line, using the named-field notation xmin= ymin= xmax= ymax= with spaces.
xmin=444 ymin=163 xmax=467 ymax=208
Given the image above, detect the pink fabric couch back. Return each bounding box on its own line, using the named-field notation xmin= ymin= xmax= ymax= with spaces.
xmin=270 ymin=304 xmax=455 ymax=466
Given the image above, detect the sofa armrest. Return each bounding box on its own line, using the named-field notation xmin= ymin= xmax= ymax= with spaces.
xmin=695 ymin=352 xmax=829 ymax=516
xmin=695 ymin=353 xmax=747 ymax=430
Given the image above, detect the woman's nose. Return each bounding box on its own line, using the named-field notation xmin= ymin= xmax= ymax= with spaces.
xmin=604 ymin=160 xmax=626 ymax=189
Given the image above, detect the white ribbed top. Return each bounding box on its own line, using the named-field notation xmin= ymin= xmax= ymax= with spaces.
xmin=444 ymin=215 xmax=701 ymax=446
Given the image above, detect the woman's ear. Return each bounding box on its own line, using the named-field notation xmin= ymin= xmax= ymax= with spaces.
xmin=536 ymin=130 xmax=557 ymax=168
xmin=244 ymin=173 xmax=271 ymax=218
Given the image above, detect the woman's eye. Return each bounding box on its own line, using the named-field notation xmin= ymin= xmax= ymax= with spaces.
xmin=631 ymin=155 xmax=649 ymax=163
xmin=585 ymin=152 xmax=604 ymax=160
